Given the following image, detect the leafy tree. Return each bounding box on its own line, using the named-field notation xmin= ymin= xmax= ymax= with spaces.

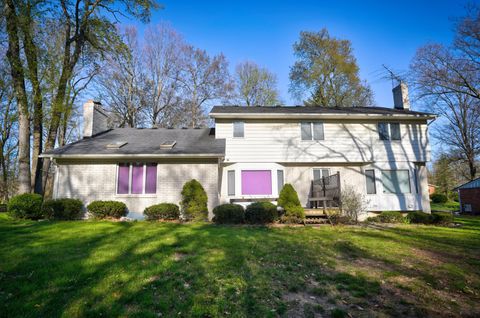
xmin=235 ymin=61 xmax=281 ymax=106
xmin=289 ymin=29 xmax=374 ymax=107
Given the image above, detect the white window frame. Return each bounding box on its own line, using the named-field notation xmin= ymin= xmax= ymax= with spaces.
xmin=312 ymin=168 xmax=330 ymax=181
xmin=381 ymin=169 xmax=411 ymax=194
xmin=115 ymin=163 xmax=157 ymax=196
xmin=233 ymin=121 xmax=244 ymax=138
xmin=378 ymin=122 xmax=401 ymax=141
xmin=301 ymin=122 xmax=324 ymax=141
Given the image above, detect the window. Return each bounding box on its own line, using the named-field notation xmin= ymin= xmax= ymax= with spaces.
xmin=241 ymin=170 xmax=272 ymax=195
xmin=365 ymin=169 xmax=376 ymax=194
xmin=233 ymin=121 xmax=244 ymax=138
xmin=381 ymin=170 xmax=411 ymax=194
xmin=277 ymin=170 xmax=284 ymax=192
xmin=313 ymin=168 xmax=329 ymax=181
xmin=301 ymin=122 xmax=324 ymax=140
xmin=228 ymin=170 xmax=235 ymax=196
xmin=378 ymin=122 xmax=401 ymax=140
xmin=378 ymin=122 xmax=389 ymax=140
xmin=116 ymin=163 xmax=157 ymax=195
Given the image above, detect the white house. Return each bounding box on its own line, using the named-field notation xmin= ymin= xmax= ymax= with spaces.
xmin=41 ymin=84 xmax=435 ymax=220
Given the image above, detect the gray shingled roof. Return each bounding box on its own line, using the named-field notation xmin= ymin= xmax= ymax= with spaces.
xmin=210 ymin=105 xmax=435 ymax=117
xmin=41 ymin=128 xmax=225 ymax=158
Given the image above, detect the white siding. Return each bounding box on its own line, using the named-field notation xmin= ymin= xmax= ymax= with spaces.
xmin=54 ymin=159 xmax=219 ymax=219
xmin=216 ymin=119 xmax=430 ymax=163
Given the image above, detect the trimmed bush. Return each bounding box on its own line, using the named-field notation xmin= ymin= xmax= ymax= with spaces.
xmin=431 ymin=212 xmax=454 ymax=225
xmin=280 ymin=205 xmax=305 ymax=224
xmin=144 ymin=203 xmax=180 ymax=220
xmin=245 ymin=202 xmax=278 ymax=224
xmin=213 ymin=204 xmax=245 ymax=224
xmin=407 ymin=211 xmax=432 ymax=224
xmin=430 ymin=193 xmax=448 ymax=204
xmin=375 ymin=211 xmax=404 ymax=223
xmin=87 ymin=200 xmax=127 ymax=219
xmin=278 ymin=184 xmax=301 ymax=210
xmin=42 ymin=198 xmax=84 ymax=220
xmin=181 ymin=179 xmax=208 ymax=221
xmin=7 ymin=193 xmax=43 ymax=220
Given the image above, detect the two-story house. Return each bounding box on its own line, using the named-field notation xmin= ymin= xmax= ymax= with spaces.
xmin=41 ymin=84 xmax=435 ymax=220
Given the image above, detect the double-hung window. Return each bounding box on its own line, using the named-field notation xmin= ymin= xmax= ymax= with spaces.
xmin=313 ymin=168 xmax=329 ymax=181
xmin=301 ymin=122 xmax=324 ymax=140
xmin=381 ymin=170 xmax=411 ymax=194
xmin=233 ymin=121 xmax=244 ymax=138
xmin=378 ymin=122 xmax=401 ymax=140
xmin=117 ymin=163 xmax=157 ymax=194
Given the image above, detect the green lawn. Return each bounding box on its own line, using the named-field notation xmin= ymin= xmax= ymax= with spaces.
xmin=431 ymin=201 xmax=460 ymax=212
xmin=1 ymin=214 xmax=479 ymax=317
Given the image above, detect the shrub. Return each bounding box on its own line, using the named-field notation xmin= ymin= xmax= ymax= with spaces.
xmin=340 ymin=185 xmax=367 ymax=223
xmin=449 ymin=191 xmax=459 ymax=202
xmin=407 ymin=211 xmax=432 ymax=224
xmin=278 ymin=184 xmax=301 ymax=210
xmin=431 ymin=212 xmax=454 ymax=225
xmin=181 ymin=179 xmax=208 ymax=221
xmin=245 ymin=202 xmax=278 ymax=224
xmin=430 ymin=193 xmax=448 ymax=204
xmin=144 ymin=203 xmax=180 ymax=220
xmin=280 ymin=205 xmax=305 ymax=224
xmin=7 ymin=193 xmax=43 ymax=220
xmin=212 ymin=204 xmax=245 ymax=224
xmin=42 ymin=198 xmax=84 ymax=220
xmin=87 ymin=200 xmax=127 ymax=219
xmin=375 ymin=211 xmax=404 ymax=223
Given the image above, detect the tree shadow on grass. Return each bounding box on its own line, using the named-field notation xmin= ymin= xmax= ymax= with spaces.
xmin=1 ymin=221 xmax=479 ymax=317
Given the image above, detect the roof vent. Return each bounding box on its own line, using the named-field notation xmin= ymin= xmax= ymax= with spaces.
xmin=106 ymin=141 xmax=127 ymax=149
xmin=160 ymin=140 xmax=176 ymax=149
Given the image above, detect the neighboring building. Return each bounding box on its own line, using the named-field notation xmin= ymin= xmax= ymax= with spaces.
xmin=454 ymin=178 xmax=480 ymax=215
xmin=41 ymin=84 xmax=435 ymax=220
xmin=428 ymin=184 xmax=437 ymax=195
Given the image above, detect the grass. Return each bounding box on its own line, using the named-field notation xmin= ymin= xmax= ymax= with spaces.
xmin=0 ymin=214 xmax=479 ymax=317
xmin=431 ymin=200 xmax=460 ymax=212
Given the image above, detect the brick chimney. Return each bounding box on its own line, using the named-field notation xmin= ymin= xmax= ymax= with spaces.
xmin=83 ymin=100 xmax=110 ymax=138
xmin=392 ymin=82 xmax=410 ymax=110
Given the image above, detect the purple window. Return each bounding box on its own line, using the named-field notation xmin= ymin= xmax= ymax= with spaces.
xmin=131 ymin=163 xmax=144 ymax=194
xmin=117 ymin=164 xmax=130 ymax=194
xmin=145 ymin=163 xmax=157 ymax=194
xmin=241 ymin=170 xmax=272 ymax=195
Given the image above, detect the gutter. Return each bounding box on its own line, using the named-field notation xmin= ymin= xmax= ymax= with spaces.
xmin=39 ymin=153 xmax=226 ymax=159
xmin=209 ymin=112 xmax=437 ymax=120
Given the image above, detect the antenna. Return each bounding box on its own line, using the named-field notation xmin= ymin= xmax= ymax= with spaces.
xmin=382 ymin=64 xmax=403 ymax=88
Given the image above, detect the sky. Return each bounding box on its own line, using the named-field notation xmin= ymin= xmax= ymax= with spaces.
xmin=120 ymin=0 xmax=472 ymax=109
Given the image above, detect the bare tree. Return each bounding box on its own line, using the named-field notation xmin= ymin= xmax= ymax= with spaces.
xmin=142 ymin=24 xmax=184 ymax=127
xmin=178 ymin=47 xmax=233 ymax=127
xmin=234 ymin=61 xmax=281 ymax=106
xmin=411 ymin=9 xmax=480 ymax=180
xmin=97 ymin=27 xmax=145 ymax=128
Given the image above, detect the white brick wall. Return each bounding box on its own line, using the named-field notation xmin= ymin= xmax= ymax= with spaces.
xmin=54 ymin=159 xmax=219 ymax=219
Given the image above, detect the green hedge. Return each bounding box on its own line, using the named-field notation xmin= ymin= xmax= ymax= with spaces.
xmin=375 ymin=211 xmax=404 ymax=223
xmin=431 ymin=212 xmax=454 ymax=225
xmin=87 ymin=200 xmax=127 ymax=219
xmin=430 ymin=193 xmax=448 ymax=204
xmin=213 ymin=204 xmax=245 ymax=224
xmin=42 ymin=198 xmax=84 ymax=220
xmin=245 ymin=202 xmax=278 ymax=224
xmin=144 ymin=203 xmax=180 ymax=220
xmin=7 ymin=193 xmax=43 ymax=220
xmin=407 ymin=211 xmax=432 ymax=224
xmin=181 ymin=179 xmax=208 ymax=221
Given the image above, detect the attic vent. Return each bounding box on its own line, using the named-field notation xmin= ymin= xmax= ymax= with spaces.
xmin=160 ymin=140 xmax=176 ymax=149
xmin=106 ymin=141 xmax=127 ymax=149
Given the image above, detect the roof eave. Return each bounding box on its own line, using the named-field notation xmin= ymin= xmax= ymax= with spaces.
xmin=209 ymin=112 xmax=436 ymax=120
xmin=39 ymin=153 xmax=225 ymax=159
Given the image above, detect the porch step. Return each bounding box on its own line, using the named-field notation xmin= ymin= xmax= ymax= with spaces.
xmin=304 ymin=208 xmax=340 ymax=217
xmin=305 ymin=216 xmax=329 ymax=224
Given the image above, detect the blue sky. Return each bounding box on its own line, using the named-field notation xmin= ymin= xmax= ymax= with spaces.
xmin=124 ymin=0 xmax=470 ymax=108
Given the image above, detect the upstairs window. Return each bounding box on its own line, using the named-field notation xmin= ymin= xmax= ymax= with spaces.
xmin=378 ymin=122 xmax=401 ymax=140
xmin=233 ymin=121 xmax=244 ymax=138
xmin=301 ymin=122 xmax=324 ymax=140
xmin=117 ymin=163 xmax=157 ymax=195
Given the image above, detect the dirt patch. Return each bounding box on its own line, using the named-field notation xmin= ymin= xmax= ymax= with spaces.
xmin=173 ymin=252 xmax=188 ymax=261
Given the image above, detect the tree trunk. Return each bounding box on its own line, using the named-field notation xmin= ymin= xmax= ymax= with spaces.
xmin=5 ymin=0 xmax=31 ymax=194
